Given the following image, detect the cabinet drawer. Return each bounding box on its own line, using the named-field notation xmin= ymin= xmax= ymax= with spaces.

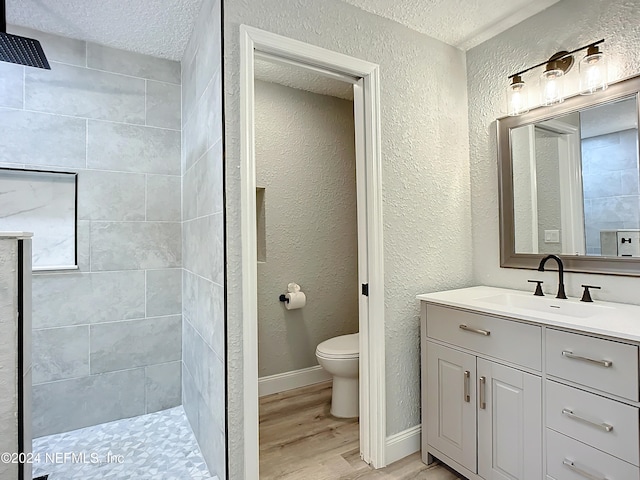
xmin=426 ymin=304 xmax=541 ymax=370
xmin=546 ymin=380 xmax=639 ymax=466
xmin=546 ymin=429 xmax=639 ymax=480
xmin=546 ymin=329 xmax=639 ymax=401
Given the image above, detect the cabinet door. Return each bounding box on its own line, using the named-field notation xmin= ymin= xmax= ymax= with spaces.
xmin=427 ymin=342 xmax=477 ymax=472
xmin=477 ymin=359 xmax=542 ymax=480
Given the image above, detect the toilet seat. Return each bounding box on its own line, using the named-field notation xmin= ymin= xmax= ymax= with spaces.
xmin=316 ymin=333 xmax=359 ymax=359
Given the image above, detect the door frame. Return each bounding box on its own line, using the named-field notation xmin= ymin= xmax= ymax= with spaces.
xmin=239 ymin=25 xmax=386 ymax=478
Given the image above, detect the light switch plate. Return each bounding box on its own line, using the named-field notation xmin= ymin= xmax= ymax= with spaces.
xmin=544 ymin=230 xmax=560 ymax=243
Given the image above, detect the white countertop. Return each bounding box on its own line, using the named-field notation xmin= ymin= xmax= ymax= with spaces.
xmin=417 ymin=286 xmax=640 ymax=343
xmin=0 ymin=232 xmax=32 ymax=239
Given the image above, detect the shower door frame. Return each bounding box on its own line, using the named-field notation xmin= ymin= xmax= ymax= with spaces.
xmin=239 ymin=25 xmax=386 ymax=478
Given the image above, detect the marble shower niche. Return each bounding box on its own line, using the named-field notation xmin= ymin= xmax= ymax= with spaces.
xmin=0 ymin=168 xmax=77 ymax=270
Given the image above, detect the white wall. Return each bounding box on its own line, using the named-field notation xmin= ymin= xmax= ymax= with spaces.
xmin=255 ymin=80 xmax=359 ymax=377
xmin=224 ymin=0 xmax=472 ymax=474
xmin=467 ymin=0 xmax=640 ymax=301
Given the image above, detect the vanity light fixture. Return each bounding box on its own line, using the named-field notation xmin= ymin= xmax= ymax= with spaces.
xmin=506 ymin=39 xmax=606 ymax=115
xmin=507 ymin=74 xmax=529 ymax=116
xmin=579 ymin=43 xmax=608 ymax=94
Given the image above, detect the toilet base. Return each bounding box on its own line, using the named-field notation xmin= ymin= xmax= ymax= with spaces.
xmin=330 ymin=376 xmax=359 ymax=418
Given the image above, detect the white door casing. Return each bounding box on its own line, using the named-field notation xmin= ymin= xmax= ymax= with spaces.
xmin=239 ymin=25 xmax=386 ymax=478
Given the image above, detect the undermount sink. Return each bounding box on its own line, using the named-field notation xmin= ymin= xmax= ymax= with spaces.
xmin=477 ymin=293 xmax=612 ymax=319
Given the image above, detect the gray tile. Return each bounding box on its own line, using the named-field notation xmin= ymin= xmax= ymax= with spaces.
xmin=182 ymin=269 xmax=199 ymax=323
xmin=589 ymin=196 xmax=640 ymax=224
xmin=195 ymin=276 xmax=225 ymax=359
xmin=183 ymin=159 xmax=198 ymax=220
xmin=203 ymin=355 xmax=225 ymax=432
xmin=183 ymin=90 xmax=208 ymax=172
xmin=90 ymin=315 xmax=182 ymax=374
xmin=90 ymin=222 xmax=181 ymax=270
xmin=182 ymin=51 xmax=197 ymax=125
xmin=197 ymin=140 xmax=224 ymax=217
xmin=0 ymin=62 xmax=23 ymax=108
xmin=146 ymin=174 xmax=181 ymax=221
xmin=87 ymin=120 xmax=180 ymax=175
xmin=32 ymin=271 xmax=145 ymax=328
xmin=198 ymin=398 xmax=226 ymax=480
xmin=195 ymin=3 xmax=221 ymax=100
xmin=25 ymin=63 xmax=145 ymax=123
xmin=8 ymin=25 xmax=86 ymax=67
xmin=183 ymin=319 xmax=207 ymax=403
xmin=621 ymin=169 xmax=640 ymax=195
xmin=182 ymin=365 xmax=200 ymax=438
xmin=87 ymin=43 xmax=180 ymax=84
xmin=204 ymin=69 xmax=223 ymax=148
xmin=183 ymin=213 xmax=223 ymax=284
xmin=76 ymin=220 xmax=91 ymax=271
xmin=146 ymin=80 xmax=181 ymax=130
xmin=0 ymin=108 xmax=86 ymax=168
xmin=32 ymin=326 xmax=89 ymax=384
xmin=146 ymin=268 xmax=182 ymax=316
xmin=32 ymin=368 xmax=145 ymax=437
xmin=77 ymin=170 xmax=145 ymax=221
xmin=145 ymin=361 xmax=182 ymax=413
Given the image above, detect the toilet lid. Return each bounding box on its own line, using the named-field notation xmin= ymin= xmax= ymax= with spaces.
xmin=316 ymin=333 xmax=359 ymax=358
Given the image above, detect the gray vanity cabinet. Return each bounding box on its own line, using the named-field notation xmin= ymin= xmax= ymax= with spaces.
xmin=421 ymin=302 xmax=543 ymax=480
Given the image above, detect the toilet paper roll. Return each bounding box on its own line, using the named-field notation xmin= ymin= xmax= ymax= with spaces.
xmin=285 ymin=291 xmax=306 ymax=310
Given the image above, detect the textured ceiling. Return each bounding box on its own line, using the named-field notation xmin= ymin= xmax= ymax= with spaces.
xmin=5 ymin=0 xmax=562 ymax=61
xmin=5 ymin=0 xmax=203 ymax=61
xmin=340 ymin=0 xmax=562 ymax=50
xmin=254 ymin=57 xmax=354 ymax=101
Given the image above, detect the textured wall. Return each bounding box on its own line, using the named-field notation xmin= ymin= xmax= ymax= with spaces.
xmin=0 ymin=26 xmax=183 ymax=437
xmin=181 ymin=0 xmax=226 ymax=477
xmin=0 ymin=239 xmax=19 ymax=480
xmin=535 ymin=130 xmax=563 ymax=255
xmin=255 ymin=80 xmax=359 ymax=377
xmin=467 ymin=0 xmax=640 ymax=300
xmin=224 ymin=0 xmax=472 ymax=474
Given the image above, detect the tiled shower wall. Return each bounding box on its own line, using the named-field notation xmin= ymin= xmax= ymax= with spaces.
xmin=0 ymin=26 xmax=183 ymax=437
xmin=181 ymin=0 xmax=226 ymax=476
xmin=582 ymin=129 xmax=640 ymax=254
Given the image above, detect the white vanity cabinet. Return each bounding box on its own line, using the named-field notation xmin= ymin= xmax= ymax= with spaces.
xmin=422 ymin=302 xmax=542 ymax=480
xmin=419 ymin=286 xmax=640 ymax=480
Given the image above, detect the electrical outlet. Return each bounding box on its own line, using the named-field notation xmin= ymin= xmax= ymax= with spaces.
xmin=544 ymin=230 xmax=560 ymax=243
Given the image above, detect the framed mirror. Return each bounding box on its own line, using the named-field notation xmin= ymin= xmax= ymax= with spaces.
xmin=497 ymin=75 xmax=640 ymax=276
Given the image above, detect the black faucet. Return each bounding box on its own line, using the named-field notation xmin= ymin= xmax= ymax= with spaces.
xmin=538 ymin=254 xmax=567 ymax=299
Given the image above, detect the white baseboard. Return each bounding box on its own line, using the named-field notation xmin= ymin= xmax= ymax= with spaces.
xmin=385 ymin=425 xmax=421 ymax=465
xmin=258 ymin=365 xmax=332 ymax=397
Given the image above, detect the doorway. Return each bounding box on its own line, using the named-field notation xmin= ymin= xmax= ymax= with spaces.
xmin=239 ymin=25 xmax=386 ymax=478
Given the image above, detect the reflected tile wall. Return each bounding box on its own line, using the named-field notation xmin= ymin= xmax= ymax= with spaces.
xmin=181 ymin=0 xmax=225 ymax=477
xmin=0 ymin=26 xmax=183 ymax=437
xmin=582 ymin=129 xmax=640 ymax=251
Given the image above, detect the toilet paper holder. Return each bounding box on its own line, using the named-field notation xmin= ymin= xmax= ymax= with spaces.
xmin=278 ymin=294 xmax=289 ymax=303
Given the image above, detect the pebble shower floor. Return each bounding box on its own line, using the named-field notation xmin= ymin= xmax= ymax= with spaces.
xmin=32 ymin=406 xmax=218 ymax=480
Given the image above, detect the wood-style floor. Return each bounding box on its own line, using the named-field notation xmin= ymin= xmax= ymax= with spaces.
xmin=259 ymin=381 xmax=464 ymax=479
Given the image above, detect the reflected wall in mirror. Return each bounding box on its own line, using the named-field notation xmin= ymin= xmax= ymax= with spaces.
xmin=498 ymin=75 xmax=640 ymax=275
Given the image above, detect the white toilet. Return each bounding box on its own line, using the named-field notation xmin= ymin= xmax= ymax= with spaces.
xmin=315 ymin=333 xmax=359 ymax=418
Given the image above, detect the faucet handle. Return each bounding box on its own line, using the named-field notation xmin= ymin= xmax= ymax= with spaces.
xmin=528 ymin=280 xmax=544 ymax=296
xmin=581 ymin=285 xmax=601 ymax=303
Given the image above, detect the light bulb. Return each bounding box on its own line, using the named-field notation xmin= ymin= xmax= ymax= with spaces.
xmin=541 ymin=62 xmax=565 ymax=106
xmin=580 ymin=45 xmax=608 ymax=94
xmin=507 ymin=75 xmax=529 ymax=116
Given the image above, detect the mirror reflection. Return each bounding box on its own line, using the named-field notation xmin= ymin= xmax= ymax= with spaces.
xmin=512 ymin=96 xmax=640 ymax=258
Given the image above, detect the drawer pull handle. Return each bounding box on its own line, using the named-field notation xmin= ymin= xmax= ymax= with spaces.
xmin=562 ymin=350 xmax=612 ymax=368
xmin=459 ymin=324 xmax=490 ymax=336
xmin=463 ymin=370 xmax=470 ymax=403
xmin=561 ymin=408 xmax=614 ymax=432
xmin=563 ymin=459 xmax=609 ymax=480
xmin=479 ymin=376 xmax=486 ymax=409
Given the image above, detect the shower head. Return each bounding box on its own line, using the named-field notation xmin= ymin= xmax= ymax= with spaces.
xmin=0 ymin=0 xmax=50 ymax=69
